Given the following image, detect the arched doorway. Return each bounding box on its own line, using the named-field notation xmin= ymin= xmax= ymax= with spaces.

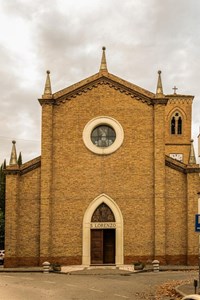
xmin=91 ymin=203 xmax=116 ymax=264
xmin=82 ymin=194 xmax=123 ymax=266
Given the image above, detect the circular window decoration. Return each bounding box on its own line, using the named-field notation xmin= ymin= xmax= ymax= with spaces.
xmin=83 ymin=116 xmax=124 ymax=155
xmin=91 ymin=125 xmax=116 ymax=148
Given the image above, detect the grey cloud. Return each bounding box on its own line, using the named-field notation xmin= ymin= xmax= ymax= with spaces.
xmin=0 ymin=0 xmax=200 ymax=163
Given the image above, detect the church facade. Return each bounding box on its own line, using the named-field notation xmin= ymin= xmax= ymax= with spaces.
xmin=4 ymin=48 xmax=200 ymax=267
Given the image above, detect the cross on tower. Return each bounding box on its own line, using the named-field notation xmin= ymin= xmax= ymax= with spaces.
xmin=172 ymin=86 xmax=178 ymax=94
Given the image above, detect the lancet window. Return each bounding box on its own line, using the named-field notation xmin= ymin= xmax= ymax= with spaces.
xmin=170 ymin=112 xmax=182 ymax=135
xmin=91 ymin=203 xmax=115 ymax=222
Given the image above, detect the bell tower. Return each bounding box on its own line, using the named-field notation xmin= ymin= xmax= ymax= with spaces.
xmin=165 ymin=85 xmax=194 ymax=164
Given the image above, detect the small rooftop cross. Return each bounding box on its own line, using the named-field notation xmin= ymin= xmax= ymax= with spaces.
xmin=172 ymin=86 xmax=178 ymax=94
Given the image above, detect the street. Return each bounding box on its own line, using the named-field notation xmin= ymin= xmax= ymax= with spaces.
xmin=0 ymin=270 xmax=198 ymax=299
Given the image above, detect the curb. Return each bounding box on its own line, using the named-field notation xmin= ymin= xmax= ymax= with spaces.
xmin=175 ymin=285 xmax=186 ymax=298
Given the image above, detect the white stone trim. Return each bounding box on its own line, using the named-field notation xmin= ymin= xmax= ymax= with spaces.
xmin=82 ymin=116 xmax=124 ymax=155
xmin=82 ymin=193 xmax=124 ymax=266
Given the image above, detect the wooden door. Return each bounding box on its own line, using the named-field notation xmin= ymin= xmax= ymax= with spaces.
xmin=91 ymin=230 xmax=103 ymax=264
xmin=91 ymin=229 xmax=115 ymax=265
xmin=103 ymin=229 xmax=115 ymax=264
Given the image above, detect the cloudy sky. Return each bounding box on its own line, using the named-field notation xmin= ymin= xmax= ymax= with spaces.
xmin=0 ymin=0 xmax=200 ymax=164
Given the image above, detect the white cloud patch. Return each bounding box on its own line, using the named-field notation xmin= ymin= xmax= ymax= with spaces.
xmin=0 ymin=0 xmax=200 ymax=163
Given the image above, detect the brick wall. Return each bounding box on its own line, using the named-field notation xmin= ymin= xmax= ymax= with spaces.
xmin=50 ymin=85 xmax=155 ymax=260
xmin=165 ymin=97 xmax=193 ymax=164
xmin=5 ymin=167 xmax=41 ymax=267
xmin=5 ymin=77 xmax=200 ymax=267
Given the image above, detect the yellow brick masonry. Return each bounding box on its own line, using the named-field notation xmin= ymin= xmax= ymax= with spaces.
xmin=51 ymin=85 xmax=155 ymax=262
xmin=40 ymin=104 xmax=53 ymax=262
xmin=5 ymin=174 xmax=19 ymax=258
xmin=5 ymin=165 xmax=41 ymax=267
xmin=165 ymin=166 xmax=187 ymax=264
xmin=187 ymin=171 xmax=200 ymax=264
xmin=154 ymin=103 xmax=166 ymax=263
xmin=4 ymin=71 xmax=200 ymax=267
xmin=165 ymin=96 xmax=193 ymax=164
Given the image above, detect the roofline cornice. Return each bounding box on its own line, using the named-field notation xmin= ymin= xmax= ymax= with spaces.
xmin=165 ymin=94 xmax=194 ymax=99
xmin=55 ymin=77 xmax=153 ymax=105
xmin=165 ymin=155 xmax=200 ymax=173
xmin=4 ymin=156 xmax=41 ymax=175
xmin=38 ymin=98 xmax=55 ymax=105
xmin=46 ymin=72 xmax=158 ymax=106
xmin=152 ymin=98 xmax=168 ymax=105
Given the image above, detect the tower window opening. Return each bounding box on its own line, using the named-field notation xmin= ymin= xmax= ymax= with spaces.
xmin=170 ymin=112 xmax=182 ymax=135
xmin=171 ymin=117 xmax=176 ymax=134
xmin=177 ymin=117 xmax=182 ymax=134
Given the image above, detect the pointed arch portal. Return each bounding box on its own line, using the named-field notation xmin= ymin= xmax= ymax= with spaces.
xmin=82 ymin=194 xmax=124 ymax=266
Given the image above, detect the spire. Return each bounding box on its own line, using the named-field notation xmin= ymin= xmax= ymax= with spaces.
xmin=189 ymin=139 xmax=196 ymax=164
xmin=17 ymin=151 xmax=22 ymax=167
xmin=9 ymin=140 xmax=17 ymax=166
xmin=3 ymin=159 xmax=6 ymax=169
xmin=99 ymin=46 xmax=108 ymax=72
xmin=42 ymin=70 xmax=52 ymax=98
xmin=155 ymin=70 xmax=164 ymax=98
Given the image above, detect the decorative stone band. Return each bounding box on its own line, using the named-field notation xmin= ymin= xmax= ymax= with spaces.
xmin=90 ymin=222 xmax=116 ymax=229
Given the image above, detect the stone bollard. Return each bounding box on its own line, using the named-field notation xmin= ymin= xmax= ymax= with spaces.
xmin=152 ymin=260 xmax=160 ymax=272
xmin=42 ymin=261 xmax=51 ymax=274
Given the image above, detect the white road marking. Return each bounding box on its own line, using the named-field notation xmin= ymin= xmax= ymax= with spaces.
xmin=43 ymin=280 xmax=56 ymax=284
xmin=114 ymin=294 xmax=130 ymax=299
xmin=89 ymin=288 xmax=103 ymax=293
xmin=20 ymin=277 xmax=34 ymax=281
xmin=66 ymin=283 xmax=77 ymax=287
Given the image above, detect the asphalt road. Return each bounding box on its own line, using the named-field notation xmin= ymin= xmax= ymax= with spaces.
xmin=0 ymin=270 xmax=198 ymax=299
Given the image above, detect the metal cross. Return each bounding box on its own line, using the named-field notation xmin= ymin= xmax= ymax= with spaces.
xmin=172 ymin=86 xmax=178 ymax=94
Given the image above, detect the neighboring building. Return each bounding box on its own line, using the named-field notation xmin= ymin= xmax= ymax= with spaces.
xmin=4 ymin=48 xmax=200 ymax=267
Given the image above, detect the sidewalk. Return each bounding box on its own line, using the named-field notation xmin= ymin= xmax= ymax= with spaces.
xmin=0 ymin=265 xmax=43 ymax=272
xmin=0 ymin=264 xmax=134 ymax=275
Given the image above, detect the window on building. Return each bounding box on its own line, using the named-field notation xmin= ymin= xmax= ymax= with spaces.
xmin=170 ymin=112 xmax=182 ymax=135
xmin=91 ymin=203 xmax=115 ymax=222
xmin=177 ymin=117 xmax=182 ymax=134
xmin=171 ymin=117 xmax=175 ymax=134
xmin=91 ymin=125 xmax=116 ymax=148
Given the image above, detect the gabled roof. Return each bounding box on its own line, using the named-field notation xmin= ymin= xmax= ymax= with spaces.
xmin=39 ymin=71 xmax=157 ymax=106
xmin=39 ymin=47 xmax=168 ymax=106
xmin=53 ymin=72 xmax=155 ymax=106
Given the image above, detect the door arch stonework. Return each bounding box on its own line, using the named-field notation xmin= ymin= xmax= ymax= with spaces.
xmin=82 ymin=194 xmax=124 ymax=266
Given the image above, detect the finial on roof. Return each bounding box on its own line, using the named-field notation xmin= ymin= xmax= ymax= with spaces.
xmin=42 ymin=70 xmax=52 ymax=98
xmin=17 ymin=151 xmax=22 ymax=167
xmin=155 ymin=70 xmax=164 ymax=98
xmin=9 ymin=140 xmax=17 ymax=166
xmin=99 ymin=46 xmax=108 ymax=72
xmin=172 ymin=86 xmax=178 ymax=95
xmin=189 ymin=139 xmax=196 ymax=164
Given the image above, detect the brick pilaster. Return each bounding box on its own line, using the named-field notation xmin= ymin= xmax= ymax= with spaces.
xmin=186 ymin=171 xmax=200 ymax=265
xmin=153 ymin=101 xmax=167 ymax=261
xmin=39 ymin=103 xmax=53 ymax=261
xmin=4 ymin=170 xmax=19 ymax=267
